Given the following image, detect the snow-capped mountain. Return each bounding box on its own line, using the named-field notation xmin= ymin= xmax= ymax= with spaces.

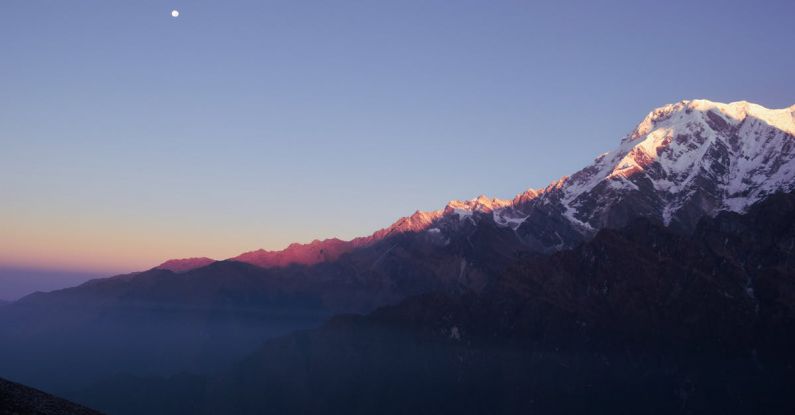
xmin=414 ymin=99 xmax=795 ymax=252
xmin=536 ymin=99 xmax=795 ymax=232
xmin=159 ymin=99 xmax=795 ymax=270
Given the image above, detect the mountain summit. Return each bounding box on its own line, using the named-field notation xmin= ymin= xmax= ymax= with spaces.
xmin=490 ymin=99 xmax=795 ymax=244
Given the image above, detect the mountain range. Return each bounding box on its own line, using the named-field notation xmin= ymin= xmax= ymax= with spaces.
xmin=77 ymin=190 xmax=795 ymax=414
xmin=1 ymin=99 xmax=794 ymax=413
xmin=158 ymin=99 xmax=795 ymax=272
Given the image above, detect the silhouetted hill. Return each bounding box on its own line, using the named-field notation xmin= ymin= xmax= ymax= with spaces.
xmin=0 ymin=376 xmax=102 ymax=415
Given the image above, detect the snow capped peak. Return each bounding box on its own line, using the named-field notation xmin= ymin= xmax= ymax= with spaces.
xmin=511 ymin=188 xmax=542 ymax=205
xmin=689 ymin=100 xmax=795 ymax=134
xmin=626 ymin=99 xmax=795 ymax=144
xmin=440 ymin=195 xmax=511 ymax=224
xmin=558 ymin=99 xmax=795 ymax=229
xmin=445 ymin=195 xmax=511 ymax=214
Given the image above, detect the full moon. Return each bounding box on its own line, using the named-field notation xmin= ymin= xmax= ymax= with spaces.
xmin=171 ymin=10 xmax=180 ymax=18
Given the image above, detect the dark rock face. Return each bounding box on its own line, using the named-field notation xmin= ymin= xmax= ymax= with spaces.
xmin=0 ymin=377 xmax=103 ymax=415
xmin=77 ymin=192 xmax=795 ymax=415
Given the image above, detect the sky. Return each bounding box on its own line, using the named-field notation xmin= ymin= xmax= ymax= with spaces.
xmin=1 ymin=0 xmax=794 ymax=299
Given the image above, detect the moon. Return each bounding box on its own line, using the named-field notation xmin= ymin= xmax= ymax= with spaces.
xmin=171 ymin=10 xmax=180 ymax=18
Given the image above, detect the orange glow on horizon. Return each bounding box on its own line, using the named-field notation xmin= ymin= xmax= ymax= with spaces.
xmin=0 ymin=209 xmax=372 ymax=275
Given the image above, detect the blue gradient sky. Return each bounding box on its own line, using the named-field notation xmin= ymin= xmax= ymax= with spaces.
xmin=1 ymin=0 xmax=794 ymax=295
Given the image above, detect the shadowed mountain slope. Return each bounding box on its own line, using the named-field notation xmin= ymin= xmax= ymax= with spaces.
xmin=79 ymin=191 xmax=795 ymax=415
